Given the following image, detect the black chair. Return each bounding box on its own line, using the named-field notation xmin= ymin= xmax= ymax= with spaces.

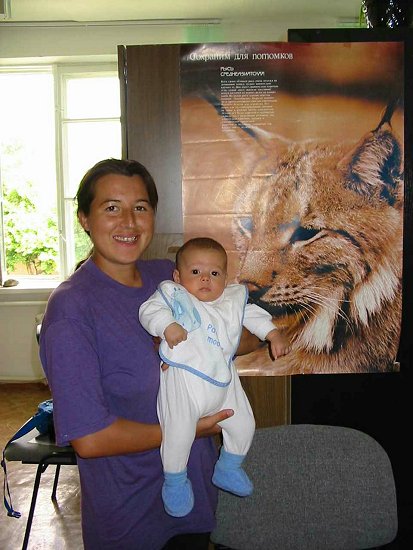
xmin=4 ymin=427 xmax=77 ymax=550
xmin=211 ymin=424 xmax=398 ymax=550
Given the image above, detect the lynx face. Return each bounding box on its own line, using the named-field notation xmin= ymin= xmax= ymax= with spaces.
xmin=234 ymin=122 xmax=403 ymax=373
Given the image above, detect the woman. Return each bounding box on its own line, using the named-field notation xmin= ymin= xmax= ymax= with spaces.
xmin=39 ymin=159 xmax=253 ymax=549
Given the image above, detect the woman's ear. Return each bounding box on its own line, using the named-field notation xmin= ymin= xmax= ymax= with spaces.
xmin=173 ymin=269 xmax=180 ymax=283
xmin=78 ymin=210 xmax=90 ymax=232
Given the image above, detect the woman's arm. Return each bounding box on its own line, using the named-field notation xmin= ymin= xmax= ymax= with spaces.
xmin=71 ymin=409 xmax=234 ymax=458
xmin=71 ymin=418 xmax=162 ymax=458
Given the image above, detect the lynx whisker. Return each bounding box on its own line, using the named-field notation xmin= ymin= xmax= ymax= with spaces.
xmin=304 ymin=290 xmax=353 ymax=331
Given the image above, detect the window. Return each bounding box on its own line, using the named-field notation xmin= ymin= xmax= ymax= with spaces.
xmin=0 ymin=63 xmax=121 ymax=287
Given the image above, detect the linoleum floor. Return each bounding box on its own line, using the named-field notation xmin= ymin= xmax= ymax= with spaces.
xmin=0 ymin=383 xmax=83 ymax=550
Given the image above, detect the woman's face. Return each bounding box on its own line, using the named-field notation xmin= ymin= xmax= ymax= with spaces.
xmin=78 ymin=173 xmax=155 ymax=276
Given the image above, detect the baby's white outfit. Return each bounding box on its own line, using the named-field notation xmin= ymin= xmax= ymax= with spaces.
xmin=139 ymin=281 xmax=276 ymax=474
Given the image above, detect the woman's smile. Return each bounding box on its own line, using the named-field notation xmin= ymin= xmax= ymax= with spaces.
xmin=113 ymin=234 xmax=138 ymax=243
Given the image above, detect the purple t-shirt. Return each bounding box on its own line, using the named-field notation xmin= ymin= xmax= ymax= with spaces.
xmin=39 ymin=258 xmax=218 ymax=550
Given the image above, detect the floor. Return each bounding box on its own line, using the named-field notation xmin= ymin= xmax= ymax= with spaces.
xmin=0 ymin=383 xmax=219 ymax=550
xmin=2 ymin=383 xmax=409 ymax=549
xmin=0 ymin=383 xmax=83 ymax=550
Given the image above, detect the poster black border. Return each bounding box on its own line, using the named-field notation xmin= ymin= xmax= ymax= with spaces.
xmin=288 ymin=27 xmax=413 ymax=370
xmin=288 ymin=27 xmax=413 ymax=545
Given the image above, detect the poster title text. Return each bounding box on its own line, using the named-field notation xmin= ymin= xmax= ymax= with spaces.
xmin=188 ymin=52 xmax=294 ymax=62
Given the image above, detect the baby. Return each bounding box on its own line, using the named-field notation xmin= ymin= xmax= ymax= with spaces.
xmin=139 ymin=237 xmax=290 ymax=517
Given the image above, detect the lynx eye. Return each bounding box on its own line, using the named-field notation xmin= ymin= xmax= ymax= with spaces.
xmin=290 ymin=226 xmax=320 ymax=244
xmin=238 ymin=217 xmax=253 ymax=239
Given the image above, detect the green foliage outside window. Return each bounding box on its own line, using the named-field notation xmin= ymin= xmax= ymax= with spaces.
xmin=3 ymin=182 xmax=59 ymax=275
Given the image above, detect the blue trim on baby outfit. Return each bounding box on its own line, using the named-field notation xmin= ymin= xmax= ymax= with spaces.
xmin=157 ymin=281 xmax=239 ymax=387
xmin=158 ymin=284 xmax=172 ymax=309
xmin=159 ymin=348 xmax=231 ymax=387
xmin=158 ymin=284 xmax=201 ymax=333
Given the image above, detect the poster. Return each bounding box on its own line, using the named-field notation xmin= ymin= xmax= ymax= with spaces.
xmin=179 ymin=42 xmax=404 ymax=375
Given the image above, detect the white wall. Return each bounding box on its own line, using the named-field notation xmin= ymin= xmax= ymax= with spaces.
xmin=0 ymin=288 xmax=51 ymax=381
xmin=0 ymin=21 xmax=285 ymax=63
xmin=0 ymin=9 xmax=350 ymax=63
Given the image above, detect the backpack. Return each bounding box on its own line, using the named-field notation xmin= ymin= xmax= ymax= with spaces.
xmin=1 ymin=399 xmax=54 ymax=518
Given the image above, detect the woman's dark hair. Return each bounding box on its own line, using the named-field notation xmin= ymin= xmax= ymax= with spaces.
xmin=76 ymin=158 xmax=158 ymax=217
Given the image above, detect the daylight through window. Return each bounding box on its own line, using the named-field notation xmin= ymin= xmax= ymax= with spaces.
xmin=0 ymin=64 xmax=121 ymax=287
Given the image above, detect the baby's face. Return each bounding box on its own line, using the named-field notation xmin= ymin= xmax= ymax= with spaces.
xmin=173 ymin=248 xmax=227 ymax=302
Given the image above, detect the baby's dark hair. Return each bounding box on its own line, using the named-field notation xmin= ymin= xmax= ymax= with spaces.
xmin=175 ymin=238 xmax=227 ymax=270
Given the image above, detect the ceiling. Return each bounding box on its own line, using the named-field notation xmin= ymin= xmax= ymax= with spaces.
xmin=1 ymin=0 xmax=362 ymax=25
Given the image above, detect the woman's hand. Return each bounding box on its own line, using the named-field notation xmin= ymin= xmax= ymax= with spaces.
xmin=152 ymin=336 xmax=161 ymax=352
xmin=195 ymin=409 xmax=234 ymax=439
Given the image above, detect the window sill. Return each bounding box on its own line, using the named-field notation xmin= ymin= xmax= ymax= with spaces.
xmin=0 ymin=280 xmax=60 ymax=302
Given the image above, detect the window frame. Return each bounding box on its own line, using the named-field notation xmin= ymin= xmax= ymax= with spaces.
xmin=0 ymin=61 xmax=120 ymax=289
xmin=56 ymin=62 xmax=120 ymax=279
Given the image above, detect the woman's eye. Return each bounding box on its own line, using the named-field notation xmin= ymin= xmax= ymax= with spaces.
xmin=135 ymin=205 xmax=147 ymax=212
xmin=211 ymin=271 xmax=219 ymax=277
xmin=105 ymin=205 xmax=118 ymax=212
xmin=191 ymin=269 xmax=200 ymax=275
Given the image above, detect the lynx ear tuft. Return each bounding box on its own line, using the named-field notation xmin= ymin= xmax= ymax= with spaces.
xmin=340 ymin=127 xmax=403 ymax=206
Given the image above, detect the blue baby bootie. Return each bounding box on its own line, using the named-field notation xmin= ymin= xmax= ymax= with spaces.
xmin=162 ymin=469 xmax=194 ymax=517
xmin=212 ymin=448 xmax=253 ymax=497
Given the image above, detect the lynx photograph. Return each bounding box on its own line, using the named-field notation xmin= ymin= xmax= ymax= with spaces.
xmin=180 ymin=41 xmax=404 ymax=376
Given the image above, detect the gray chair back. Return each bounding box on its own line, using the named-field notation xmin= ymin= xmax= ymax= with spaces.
xmin=211 ymin=424 xmax=398 ymax=550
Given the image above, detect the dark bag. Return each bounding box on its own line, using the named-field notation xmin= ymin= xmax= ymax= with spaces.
xmin=2 ymin=399 xmax=54 ymax=518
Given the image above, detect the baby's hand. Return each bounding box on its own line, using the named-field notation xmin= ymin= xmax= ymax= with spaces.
xmin=266 ymin=328 xmax=291 ymax=360
xmin=164 ymin=322 xmax=188 ymax=348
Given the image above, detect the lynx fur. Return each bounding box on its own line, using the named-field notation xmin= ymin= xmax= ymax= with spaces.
xmin=233 ymin=109 xmax=403 ymax=374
